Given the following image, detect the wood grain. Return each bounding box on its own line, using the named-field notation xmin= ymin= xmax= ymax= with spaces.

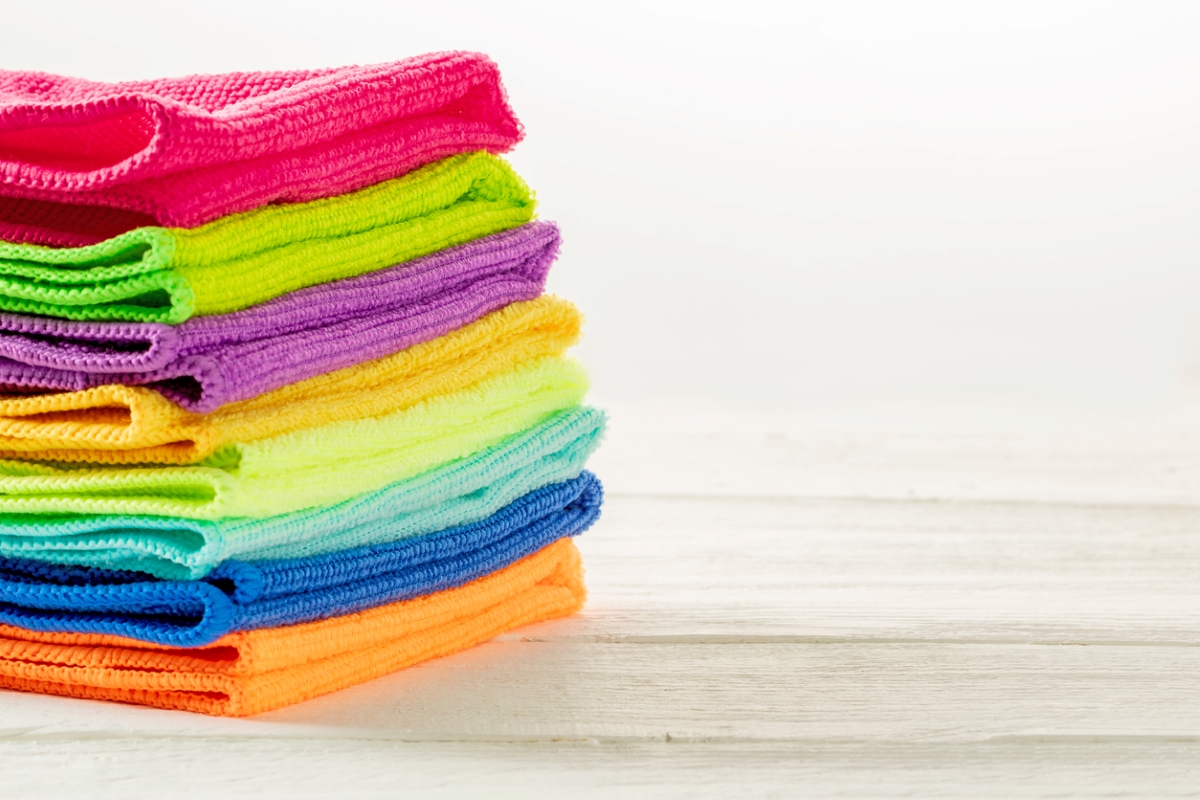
xmin=1 ymin=738 xmax=1198 ymax=799
xmin=0 ymin=413 xmax=1197 ymax=797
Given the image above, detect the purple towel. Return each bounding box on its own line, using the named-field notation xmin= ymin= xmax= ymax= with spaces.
xmin=0 ymin=222 xmax=559 ymax=412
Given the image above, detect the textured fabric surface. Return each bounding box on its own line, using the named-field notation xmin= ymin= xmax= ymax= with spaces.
xmin=0 ymin=52 xmax=522 ymax=244
xmin=0 ymin=151 xmax=533 ymax=322
xmin=0 ymin=472 xmax=600 ymax=647
xmin=0 ymin=295 xmax=580 ymax=463
xmin=0 ymin=223 xmax=561 ymax=414
xmin=0 ymin=357 xmax=587 ymax=518
xmin=0 ymin=538 xmax=584 ymax=716
xmin=0 ymin=407 xmax=603 ymax=579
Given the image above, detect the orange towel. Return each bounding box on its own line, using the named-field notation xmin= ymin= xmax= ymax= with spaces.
xmin=0 ymin=538 xmax=584 ymax=716
xmin=0 ymin=297 xmax=581 ymax=464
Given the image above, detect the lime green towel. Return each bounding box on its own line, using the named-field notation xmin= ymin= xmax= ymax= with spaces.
xmin=0 ymin=356 xmax=586 ymax=519
xmin=0 ymin=152 xmax=534 ymax=323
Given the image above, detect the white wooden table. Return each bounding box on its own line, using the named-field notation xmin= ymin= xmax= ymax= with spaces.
xmin=1 ymin=403 xmax=1197 ymax=798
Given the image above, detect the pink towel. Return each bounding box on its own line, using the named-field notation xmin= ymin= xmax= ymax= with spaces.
xmin=0 ymin=51 xmax=522 ymax=247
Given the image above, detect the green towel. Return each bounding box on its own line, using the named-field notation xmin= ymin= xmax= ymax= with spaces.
xmin=0 ymin=356 xmax=586 ymax=519
xmin=0 ymin=407 xmax=604 ymax=581
xmin=0 ymin=152 xmax=534 ymax=323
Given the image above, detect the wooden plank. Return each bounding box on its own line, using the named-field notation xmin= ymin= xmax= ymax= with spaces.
xmin=0 ymin=493 xmax=1194 ymax=735
xmin=4 ymin=633 xmax=1195 ymax=742
xmin=257 ymin=635 xmax=1200 ymax=740
xmin=571 ymin=494 xmax=1200 ymax=641
xmin=0 ymin=737 xmax=1197 ymax=799
xmin=590 ymin=402 xmax=1200 ymax=506
xmin=0 ymin=433 xmax=1195 ymax=796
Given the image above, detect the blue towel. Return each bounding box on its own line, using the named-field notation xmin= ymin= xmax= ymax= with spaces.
xmin=0 ymin=472 xmax=602 ymax=648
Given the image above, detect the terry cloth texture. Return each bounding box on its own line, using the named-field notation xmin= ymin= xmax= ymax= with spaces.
xmin=0 ymin=407 xmax=604 ymax=580
xmin=0 ymin=537 xmax=585 ymax=716
xmin=0 ymin=151 xmax=533 ymax=323
xmin=0 ymin=52 xmax=523 ymax=245
xmin=0 ymin=222 xmax=560 ymax=413
xmin=0 ymin=472 xmax=600 ymax=647
xmin=0 ymin=356 xmax=587 ymax=519
xmin=0 ymin=295 xmax=580 ymax=463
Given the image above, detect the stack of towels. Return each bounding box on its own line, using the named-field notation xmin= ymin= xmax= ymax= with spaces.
xmin=0 ymin=52 xmax=603 ymax=716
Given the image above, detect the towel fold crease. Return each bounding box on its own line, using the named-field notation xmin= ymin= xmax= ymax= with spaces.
xmin=0 ymin=406 xmax=604 ymax=579
xmin=0 ymin=52 xmax=523 ymax=244
xmin=0 ymin=151 xmax=532 ymax=323
xmin=0 ymin=357 xmax=588 ymax=518
xmin=0 ymin=472 xmax=600 ymax=647
xmin=0 ymin=225 xmax=565 ymax=416
xmin=0 ymin=538 xmax=585 ymax=716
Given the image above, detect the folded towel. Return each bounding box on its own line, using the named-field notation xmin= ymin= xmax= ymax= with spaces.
xmin=0 ymin=537 xmax=584 ymax=716
xmin=0 ymin=356 xmax=587 ymax=519
xmin=0 ymin=406 xmax=603 ymax=579
xmin=0 ymin=224 xmax=562 ymax=415
xmin=0 ymin=52 xmax=522 ymax=246
xmin=0 ymin=472 xmax=600 ymax=648
xmin=0 ymin=151 xmax=532 ymax=323
xmin=0 ymin=295 xmax=579 ymax=463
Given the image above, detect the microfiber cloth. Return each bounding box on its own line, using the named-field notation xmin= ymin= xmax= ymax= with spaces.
xmin=0 ymin=151 xmax=533 ymax=323
xmin=0 ymin=295 xmax=580 ymax=463
xmin=0 ymin=537 xmax=585 ymax=716
xmin=0 ymin=356 xmax=588 ymax=519
xmin=0 ymin=472 xmax=601 ymax=648
xmin=0 ymin=52 xmax=522 ymax=246
xmin=0 ymin=222 xmax=560 ymax=414
xmin=0 ymin=406 xmax=604 ymax=580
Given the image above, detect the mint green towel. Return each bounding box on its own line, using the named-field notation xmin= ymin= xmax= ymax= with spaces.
xmin=0 ymin=407 xmax=604 ymax=580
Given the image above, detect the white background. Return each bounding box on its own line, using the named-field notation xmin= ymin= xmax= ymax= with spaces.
xmin=4 ymin=0 xmax=1200 ymax=428
xmin=3 ymin=7 xmax=1200 ymax=795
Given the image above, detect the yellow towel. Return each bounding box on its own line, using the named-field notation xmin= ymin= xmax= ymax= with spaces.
xmin=0 ymin=297 xmax=581 ymax=465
